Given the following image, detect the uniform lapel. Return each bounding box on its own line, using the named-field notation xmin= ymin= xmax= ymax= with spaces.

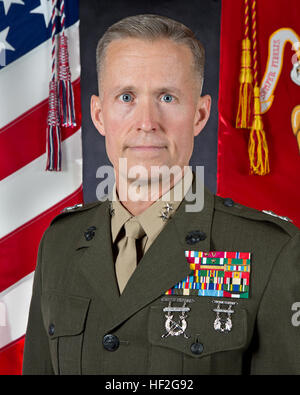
xmin=74 ymin=200 xmax=120 ymax=307
xmin=104 ymin=186 xmax=215 ymax=333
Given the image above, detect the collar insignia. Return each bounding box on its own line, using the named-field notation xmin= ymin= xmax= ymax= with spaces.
xmin=159 ymin=203 xmax=174 ymax=222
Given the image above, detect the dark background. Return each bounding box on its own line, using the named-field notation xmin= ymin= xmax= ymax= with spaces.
xmin=79 ymin=0 xmax=221 ymax=203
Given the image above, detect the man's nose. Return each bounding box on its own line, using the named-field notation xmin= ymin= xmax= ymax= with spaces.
xmin=135 ymin=98 xmax=159 ymax=132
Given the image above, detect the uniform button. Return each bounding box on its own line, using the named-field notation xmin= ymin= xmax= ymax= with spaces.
xmin=190 ymin=342 xmax=204 ymax=355
xmin=185 ymin=231 xmax=206 ymax=245
xmin=223 ymin=198 xmax=235 ymax=207
xmin=102 ymin=334 xmax=120 ymax=351
xmin=48 ymin=323 xmax=55 ymax=336
xmin=84 ymin=230 xmax=95 ymax=241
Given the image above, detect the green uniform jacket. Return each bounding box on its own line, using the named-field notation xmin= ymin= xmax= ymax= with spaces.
xmin=22 ymin=187 xmax=300 ymax=375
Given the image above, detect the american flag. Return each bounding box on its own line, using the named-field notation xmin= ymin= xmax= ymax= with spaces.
xmin=0 ymin=0 xmax=82 ymax=374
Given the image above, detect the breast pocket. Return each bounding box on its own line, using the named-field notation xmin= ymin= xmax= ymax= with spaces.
xmin=41 ymin=291 xmax=91 ymax=375
xmin=148 ymin=300 xmax=248 ymax=375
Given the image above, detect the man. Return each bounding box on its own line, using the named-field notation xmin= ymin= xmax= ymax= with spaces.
xmin=23 ymin=14 xmax=300 ymax=375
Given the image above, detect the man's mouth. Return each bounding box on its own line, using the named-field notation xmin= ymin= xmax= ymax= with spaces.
xmin=128 ymin=145 xmax=167 ymax=151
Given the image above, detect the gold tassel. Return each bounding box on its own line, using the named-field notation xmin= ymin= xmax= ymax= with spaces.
xmin=248 ymin=86 xmax=270 ymax=175
xmin=236 ymin=38 xmax=253 ymax=128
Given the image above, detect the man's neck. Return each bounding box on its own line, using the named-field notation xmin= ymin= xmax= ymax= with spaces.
xmin=115 ymin=170 xmax=185 ymax=217
xmin=119 ymin=199 xmax=154 ymax=217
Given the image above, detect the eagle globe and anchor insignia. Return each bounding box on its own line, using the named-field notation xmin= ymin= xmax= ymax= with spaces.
xmin=161 ymin=297 xmax=194 ymax=339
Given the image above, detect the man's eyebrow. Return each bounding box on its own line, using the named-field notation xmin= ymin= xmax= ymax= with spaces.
xmin=154 ymin=87 xmax=182 ymax=95
xmin=112 ymin=86 xmax=183 ymax=94
xmin=113 ymin=85 xmax=136 ymax=93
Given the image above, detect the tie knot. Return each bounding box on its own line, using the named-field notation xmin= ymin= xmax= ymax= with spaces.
xmin=124 ymin=218 xmax=145 ymax=240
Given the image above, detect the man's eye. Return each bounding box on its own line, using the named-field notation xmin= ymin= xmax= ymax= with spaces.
xmin=120 ymin=93 xmax=133 ymax=102
xmin=161 ymin=94 xmax=174 ymax=103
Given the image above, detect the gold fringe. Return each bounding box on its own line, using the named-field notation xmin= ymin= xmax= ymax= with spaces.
xmin=248 ymin=86 xmax=270 ymax=175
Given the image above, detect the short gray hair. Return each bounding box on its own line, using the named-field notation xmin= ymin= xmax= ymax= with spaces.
xmin=96 ymin=14 xmax=205 ymax=94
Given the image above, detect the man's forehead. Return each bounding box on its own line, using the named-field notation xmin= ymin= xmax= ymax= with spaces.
xmin=104 ymin=37 xmax=194 ymax=66
xmin=101 ymin=37 xmax=195 ymax=87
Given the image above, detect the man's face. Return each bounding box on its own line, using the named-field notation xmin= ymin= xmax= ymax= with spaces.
xmin=91 ymin=37 xmax=211 ymax=181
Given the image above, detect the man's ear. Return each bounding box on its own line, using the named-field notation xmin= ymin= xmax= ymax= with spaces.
xmin=90 ymin=94 xmax=105 ymax=136
xmin=193 ymin=94 xmax=211 ymax=137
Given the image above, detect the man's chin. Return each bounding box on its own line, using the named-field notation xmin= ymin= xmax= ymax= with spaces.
xmin=118 ymin=161 xmax=183 ymax=184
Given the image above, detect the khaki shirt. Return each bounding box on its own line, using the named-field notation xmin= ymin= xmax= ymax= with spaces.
xmin=110 ymin=167 xmax=193 ymax=259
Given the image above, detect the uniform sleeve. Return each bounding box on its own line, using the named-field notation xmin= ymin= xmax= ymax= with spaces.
xmin=250 ymin=231 xmax=300 ymax=374
xmin=22 ymin=231 xmax=54 ymax=375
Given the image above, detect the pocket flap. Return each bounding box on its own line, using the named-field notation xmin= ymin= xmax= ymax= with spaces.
xmin=41 ymin=292 xmax=91 ymax=339
xmin=148 ymin=303 xmax=248 ymax=359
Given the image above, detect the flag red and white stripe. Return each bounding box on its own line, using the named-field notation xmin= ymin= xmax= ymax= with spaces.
xmin=0 ymin=1 xmax=82 ymax=374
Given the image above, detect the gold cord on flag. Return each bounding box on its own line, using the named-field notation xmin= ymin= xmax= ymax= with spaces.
xmin=235 ymin=0 xmax=270 ymax=175
xmin=236 ymin=0 xmax=253 ymax=129
xmin=248 ymin=0 xmax=270 ymax=175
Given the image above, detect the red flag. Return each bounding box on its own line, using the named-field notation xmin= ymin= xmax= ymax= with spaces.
xmin=218 ymin=0 xmax=300 ymax=227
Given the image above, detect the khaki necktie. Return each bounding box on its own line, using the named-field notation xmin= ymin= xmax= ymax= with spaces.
xmin=115 ymin=217 xmax=145 ymax=294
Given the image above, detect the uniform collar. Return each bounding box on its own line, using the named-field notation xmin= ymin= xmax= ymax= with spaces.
xmin=110 ymin=167 xmax=193 ymax=243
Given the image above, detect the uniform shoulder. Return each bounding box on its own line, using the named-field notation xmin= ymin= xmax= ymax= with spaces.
xmin=50 ymin=200 xmax=104 ymax=226
xmin=214 ymin=195 xmax=299 ymax=238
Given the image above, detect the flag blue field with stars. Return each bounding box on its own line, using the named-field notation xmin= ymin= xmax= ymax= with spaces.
xmin=0 ymin=0 xmax=78 ymax=69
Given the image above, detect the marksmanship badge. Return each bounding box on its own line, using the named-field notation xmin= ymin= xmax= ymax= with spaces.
xmin=212 ymin=300 xmax=237 ymax=333
xmin=161 ymin=297 xmax=194 ymax=339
